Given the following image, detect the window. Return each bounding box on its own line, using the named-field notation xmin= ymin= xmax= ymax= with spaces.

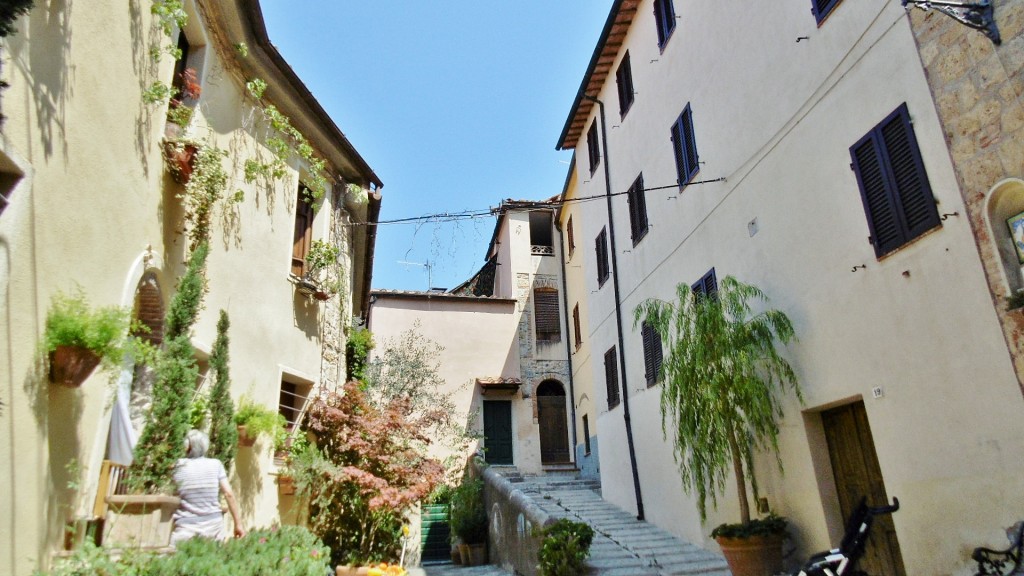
xmin=292 ymin=187 xmax=314 ymax=276
xmin=692 ymin=268 xmax=718 ymax=299
xmin=171 ymin=32 xmax=192 ymax=98
xmin=529 ymin=211 xmax=554 ymax=255
xmin=596 ymin=228 xmax=610 ymax=287
xmin=0 ymin=167 xmax=22 ymax=219
xmin=654 ymin=0 xmax=676 ymax=48
xmin=572 ymin=303 xmax=582 ymax=349
xmin=641 ymin=322 xmax=663 ymax=386
xmin=604 ymin=347 xmax=620 ymax=409
xmin=627 ymin=173 xmax=648 ymax=244
xmin=616 ymin=51 xmax=635 ymax=117
xmin=567 ymin=215 xmax=576 ymax=257
xmin=279 ymin=379 xmax=312 ymax=429
xmin=582 ymin=414 xmax=591 ymax=455
xmin=671 ymin=104 xmax=699 ymax=188
xmin=812 ymin=0 xmax=844 ymax=24
xmin=850 ymin=103 xmax=940 ymax=258
xmin=534 ymin=288 xmax=561 ymax=343
xmin=587 ymin=122 xmax=600 ymax=174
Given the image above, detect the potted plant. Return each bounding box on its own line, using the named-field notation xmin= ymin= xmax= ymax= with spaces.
xmin=538 ymin=518 xmax=595 ymax=576
xmin=634 ymin=276 xmax=802 ymax=576
xmin=43 ymin=288 xmax=132 ymax=387
xmin=297 ymin=239 xmax=340 ymax=298
xmin=233 ymin=395 xmax=286 ymax=448
xmin=449 ymin=478 xmax=488 ymax=566
xmin=162 ymin=138 xmax=200 ymax=185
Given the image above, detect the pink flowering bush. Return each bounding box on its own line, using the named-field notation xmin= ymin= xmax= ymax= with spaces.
xmin=298 ymin=382 xmax=444 ymax=565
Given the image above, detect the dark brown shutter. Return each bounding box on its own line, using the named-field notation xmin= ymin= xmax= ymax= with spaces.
xmin=534 ymin=289 xmax=561 ymax=342
xmin=572 ymin=304 xmax=582 ymax=348
xmin=604 ymin=347 xmax=620 ymax=409
xmin=692 ymin=268 xmax=718 ymax=300
xmin=642 ymin=322 xmax=662 ymax=386
xmin=292 ymin=189 xmax=314 ymax=276
xmin=567 ymin=216 xmax=576 ymax=255
xmin=596 ymin=229 xmax=609 ymax=284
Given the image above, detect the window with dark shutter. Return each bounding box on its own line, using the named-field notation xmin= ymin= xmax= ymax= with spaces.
xmin=567 ymin=215 xmax=576 ymax=257
xmin=596 ymin=228 xmax=610 ymax=286
xmin=587 ymin=122 xmax=600 ymax=174
xmin=850 ymin=103 xmax=940 ymax=258
xmin=292 ymin=187 xmax=314 ymax=276
xmin=653 ymin=0 xmax=676 ymax=48
xmin=582 ymin=414 xmax=591 ymax=455
xmin=616 ymin=51 xmax=635 ymax=117
xmin=671 ymin=104 xmax=699 ymax=188
xmin=642 ymin=322 xmax=663 ymax=386
xmin=535 ymin=288 xmax=561 ymax=343
xmin=573 ymin=304 xmax=582 ymax=349
xmin=692 ymin=268 xmax=718 ymax=300
xmin=627 ymin=172 xmax=648 ymax=244
xmin=812 ymin=0 xmax=844 ymax=24
xmin=604 ymin=346 xmax=620 ymax=409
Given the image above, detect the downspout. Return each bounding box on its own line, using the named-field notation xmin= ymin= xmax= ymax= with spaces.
xmin=583 ymin=94 xmax=644 ymax=520
xmin=555 ymin=215 xmax=579 ymax=457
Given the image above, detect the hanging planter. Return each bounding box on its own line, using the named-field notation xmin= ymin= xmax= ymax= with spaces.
xmin=162 ymin=140 xmax=199 ymax=185
xmin=313 ymin=289 xmax=330 ymax=301
xmin=296 ymin=277 xmax=319 ymax=296
xmin=236 ymin=424 xmax=257 ymax=447
xmin=49 ymin=345 xmax=102 ymax=388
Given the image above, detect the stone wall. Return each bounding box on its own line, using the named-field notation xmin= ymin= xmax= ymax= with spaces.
xmin=480 ymin=464 xmax=551 ymax=576
xmin=906 ymin=1 xmax=1024 ymax=397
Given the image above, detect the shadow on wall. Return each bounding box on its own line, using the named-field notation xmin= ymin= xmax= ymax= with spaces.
xmin=293 ymin=293 xmax=321 ymax=340
xmin=46 ymin=377 xmax=84 ymax=564
xmin=9 ymin=0 xmax=73 ymax=162
xmin=233 ymin=441 xmax=262 ymax=528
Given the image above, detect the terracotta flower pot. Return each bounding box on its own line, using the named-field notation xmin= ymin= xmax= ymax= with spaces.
xmin=277 ymin=474 xmax=296 ymax=495
xmin=49 ymin=345 xmax=101 ymax=387
xmin=237 ymin=424 xmax=256 ymax=447
xmin=715 ymin=533 xmax=784 ymax=576
xmin=163 ymin=142 xmax=198 ymax=185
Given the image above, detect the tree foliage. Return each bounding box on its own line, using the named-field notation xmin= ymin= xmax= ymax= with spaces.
xmin=633 ymin=276 xmax=801 ymax=525
xmin=131 ymin=243 xmax=209 ymax=492
xmin=345 ymin=326 xmax=374 ymax=382
xmin=206 ymin=309 xmax=238 ymax=471
xmin=300 ymin=382 xmax=445 ymax=565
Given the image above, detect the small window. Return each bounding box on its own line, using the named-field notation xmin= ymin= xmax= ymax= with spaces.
xmin=627 ymin=172 xmax=648 ymax=244
xmin=582 ymin=414 xmax=591 ymax=456
xmin=671 ymin=104 xmax=699 ymax=188
xmin=279 ymin=379 xmax=312 ymax=429
xmin=812 ymin=0 xmax=844 ymax=24
xmin=529 ymin=211 xmax=554 ymax=255
xmin=596 ymin=228 xmax=610 ymax=287
xmin=654 ymin=0 xmax=676 ymax=48
xmin=534 ymin=288 xmax=561 ymax=343
xmin=604 ymin=347 xmax=620 ymax=409
xmin=641 ymin=322 xmax=663 ymax=386
xmin=616 ymin=51 xmax=635 ymax=117
xmin=850 ymin=103 xmax=940 ymax=258
xmin=0 ymin=166 xmax=23 ymax=219
xmin=587 ymin=122 xmax=601 ymax=174
xmin=692 ymin=268 xmax=718 ymax=300
xmin=572 ymin=303 xmax=582 ymax=349
xmin=292 ymin=187 xmax=315 ymax=276
xmin=567 ymin=215 xmax=576 ymax=257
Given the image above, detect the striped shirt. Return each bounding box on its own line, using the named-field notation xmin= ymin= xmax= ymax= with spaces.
xmin=172 ymin=457 xmax=227 ymax=523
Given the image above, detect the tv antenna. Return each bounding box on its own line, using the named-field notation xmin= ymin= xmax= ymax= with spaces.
xmin=397 ymin=259 xmax=434 ymax=289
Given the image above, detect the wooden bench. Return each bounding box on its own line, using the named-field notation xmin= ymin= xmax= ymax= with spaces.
xmin=974 ymin=522 xmax=1024 ymax=576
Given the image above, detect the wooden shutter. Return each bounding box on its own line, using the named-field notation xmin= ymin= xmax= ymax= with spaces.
xmin=616 ymin=51 xmax=634 ymax=115
xmin=596 ymin=229 xmax=609 ymax=284
xmin=628 ymin=173 xmax=648 ymax=241
xmin=642 ymin=322 xmax=663 ymax=386
xmin=654 ymin=0 xmax=675 ymax=47
xmin=692 ymin=268 xmax=718 ymax=300
xmin=292 ymin=190 xmax=314 ymax=276
xmin=534 ymin=288 xmax=561 ymax=342
xmin=812 ymin=0 xmax=843 ymax=23
xmin=673 ymin=105 xmax=698 ymax=186
xmin=604 ymin=347 xmax=620 ymax=409
xmin=567 ymin=215 xmax=576 ymax=255
xmin=588 ymin=123 xmax=600 ymax=173
xmin=573 ymin=304 xmax=582 ymax=348
xmin=850 ymin=103 xmax=939 ymax=258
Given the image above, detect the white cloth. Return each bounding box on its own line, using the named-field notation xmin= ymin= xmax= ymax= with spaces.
xmin=106 ymin=365 xmax=137 ymax=466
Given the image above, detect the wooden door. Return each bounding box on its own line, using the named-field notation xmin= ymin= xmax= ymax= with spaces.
xmin=822 ymin=402 xmax=906 ymax=576
xmin=538 ymin=398 xmax=570 ymax=464
xmin=483 ymin=401 xmax=513 ymax=465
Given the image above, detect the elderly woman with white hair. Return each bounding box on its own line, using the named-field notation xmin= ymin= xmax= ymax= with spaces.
xmin=170 ymin=429 xmax=246 ymax=545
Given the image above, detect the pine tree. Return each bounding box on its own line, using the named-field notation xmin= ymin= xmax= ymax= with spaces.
xmin=206 ymin=309 xmax=238 ymax=470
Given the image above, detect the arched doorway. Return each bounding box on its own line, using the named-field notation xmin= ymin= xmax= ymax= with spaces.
xmin=537 ymin=380 xmax=570 ymax=464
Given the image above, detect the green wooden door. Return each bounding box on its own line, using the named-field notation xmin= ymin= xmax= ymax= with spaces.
xmin=420 ymin=503 xmax=450 ymax=562
xmin=483 ymin=401 xmax=513 ymax=465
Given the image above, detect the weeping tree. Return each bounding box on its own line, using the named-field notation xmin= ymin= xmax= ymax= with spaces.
xmin=206 ymin=309 xmax=237 ymax=470
xmin=130 ymin=243 xmax=209 ymax=492
xmin=633 ymin=276 xmax=801 ymax=529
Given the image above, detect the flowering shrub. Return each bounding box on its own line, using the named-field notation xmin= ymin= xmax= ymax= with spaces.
xmin=299 ymin=382 xmax=444 ymax=566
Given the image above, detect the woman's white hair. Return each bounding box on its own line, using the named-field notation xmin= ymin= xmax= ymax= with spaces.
xmin=185 ymin=429 xmax=210 ymax=459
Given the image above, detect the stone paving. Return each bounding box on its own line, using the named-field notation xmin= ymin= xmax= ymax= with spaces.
xmin=421 ymin=472 xmax=731 ymax=576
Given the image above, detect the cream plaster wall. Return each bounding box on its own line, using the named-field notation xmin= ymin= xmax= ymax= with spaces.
xmin=0 ymin=3 xmax=369 ymax=574
xmin=565 ymin=1 xmax=1024 ymax=574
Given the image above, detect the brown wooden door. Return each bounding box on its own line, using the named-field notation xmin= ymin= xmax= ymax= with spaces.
xmin=537 ymin=381 xmax=570 ymax=464
xmin=822 ymin=402 xmax=906 ymax=576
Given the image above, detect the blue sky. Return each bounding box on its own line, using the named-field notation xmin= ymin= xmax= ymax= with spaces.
xmin=261 ymin=2 xmax=613 ymax=291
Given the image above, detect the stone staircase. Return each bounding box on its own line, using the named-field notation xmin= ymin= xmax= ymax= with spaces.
xmin=512 ymin=471 xmax=731 ymax=576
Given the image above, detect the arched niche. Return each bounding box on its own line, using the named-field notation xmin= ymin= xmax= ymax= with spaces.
xmin=985 ymin=178 xmax=1024 ymax=295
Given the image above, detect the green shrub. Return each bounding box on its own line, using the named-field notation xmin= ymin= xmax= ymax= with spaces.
xmin=450 ymin=478 xmax=487 ymax=544
xmin=538 ymin=518 xmax=595 ymax=576
xmin=206 ymin=310 xmax=237 ymax=470
xmin=234 ymin=395 xmax=286 ymax=440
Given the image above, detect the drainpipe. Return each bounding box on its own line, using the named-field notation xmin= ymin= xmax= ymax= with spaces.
xmin=582 ymin=94 xmax=644 ymax=521
xmin=555 ymin=215 xmax=579 ymax=458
